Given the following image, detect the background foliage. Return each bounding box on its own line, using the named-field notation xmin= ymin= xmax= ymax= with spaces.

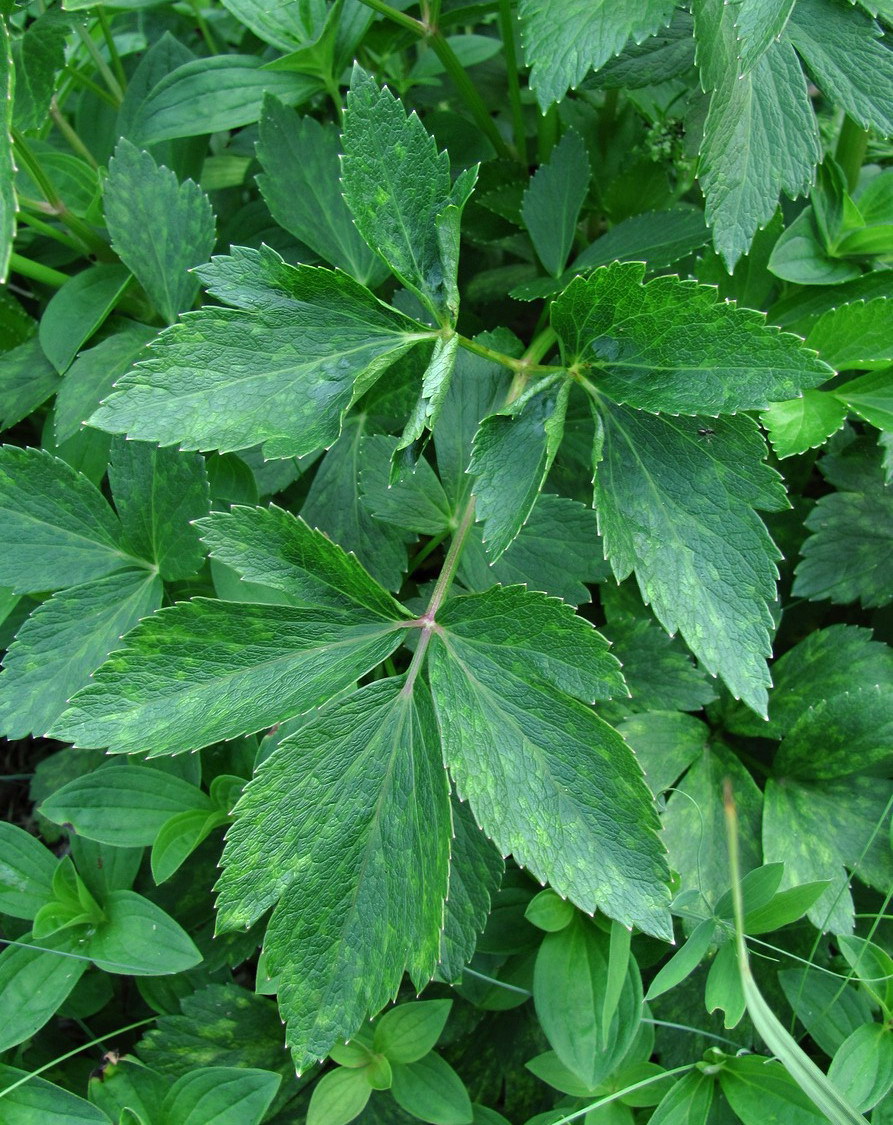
xmin=1 ymin=0 xmax=892 ymax=1122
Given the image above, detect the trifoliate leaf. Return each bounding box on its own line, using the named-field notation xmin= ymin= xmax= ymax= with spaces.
xmin=0 ymin=446 xmax=135 ymax=593
xmin=519 ymin=0 xmax=676 ymax=109
xmin=762 ymin=390 xmax=846 ymax=459
xmin=257 ymin=97 xmax=387 ymax=288
xmin=457 ymin=493 xmax=609 ymax=607
xmin=217 ymin=678 xmax=450 ymax=1072
xmin=108 ymin=439 xmax=209 ymax=580
xmin=593 ymin=406 xmax=786 ymax=715
xmin=301 ymin=419 xmax=415 ymax=591
xmin=793 ymin=457 xmax=893 ymax=608
xmin=342 ymin=67 xmax=475 ymax=323
xmin=438 ymin=798 xmax=504 ymax=982
xmin=50 ymin=599 xmax=404 ymax=755
xmin=787 ymin=0 xmax=893 ymax=136
xmin=197 ymin=503 xmax=408 ymax=619
xmin=469 ymin=376 xmax=571 ymax=561
xmin=0 ymin=569 xmax=161 ymax=739
xmin=763 ymin=775 xmax=893 ymax=932
xmin=430 ymin=587 xmax=671 ymax=939
xmin=521 ymin=130 xmax=590 ymax=278
xmin=698 ymin=16 xmax=820 ymax=270
xmin=91 ymin=247 xmax=427 ymax=458
xmin=552 ymin=264 xmax=831 ymax=415
xmin=104 ymin=139 xmax=216 ymax=326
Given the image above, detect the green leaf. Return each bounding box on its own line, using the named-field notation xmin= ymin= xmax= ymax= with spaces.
xmin=307 ymin=1067 xmax=371 ymax=1125
xmin=0 ymin=822 xmax=57 ymax=919
xmin=779 ymin=967 xmax=874 ymax=1056
xmin=829 ymin=1024 xmax=893 ymax=1112
xmin=835 ymin=369 xmax=893 ymax=432
xmin=131 ymin=55 xmax=320 ymax=145
xmin=718 ymin=1054 xmax=827 ymax=1124
xmin=108 ymin=439 xmax=209 ymax=580
xmin=0 ymin=930 xmax=87 ymax=1052
xmin=342 ymin=67 xmax=475 ymax=323
xmin=88 ymin=1058 xmax=169 ymax=1125
xmin=257 ymin=97 xmax=386 ymax=288
xmin=390 ymin=1053 xmax=473 ymax=1125
xmin=787 ymin=0 xmax=893 ymax=136
xmin=0 ymin=446 xmax=133 ymax=593
xmin=360 ymin=435 xmax=454 ymax=537
xmin=38 ymin=265 xmax=133 ymax=375
xmin=0 ymin=20 xmax=14 ymax=284
xmin=469 ymin=376 xmax=570 ymax=560
xmin=394 ymin=332 xmax=461 ymax=470
xmin=159 ymin=1067 xmax=281 ymax=1125
xmin=302 ymin=420 xmax=414 ymax=591
xmin=807 ymin=299 xmax=893 ymax=371
xmin=775 ymin=686 xmax=893 ymax=780
xmin=571 ymin=207 xmax=711 ymax=271
xmin=594 ymin=406 xmax=785 ymax=714
xmin=525 ymin=889 xmax=576 ymax=933
xmin=104 ymin=140 xmax=216 ymax=326
xmin=617 ymin=712 xmax=708 ymax=796
xmin=705 ymin=940 xmax=746 ymax=1028
xmin=0 ymin=336 xmax=61 ymax=430
xmin=51 ymin=598 xmax=403 ymax=756
xmin=742 ymin=881 xmax=832 ymax=934
xmin=646 ymin=918 xmax=716 ymax=1001
xmin=430 ymin=586 xmax=671 ymax=938
xmin=54 ymin=323 xmax=157 ymax=444
xmin=519 ymin=0 xmax=675 ymax=109
xmin=437 ymin=796 xmax=504 ymax=981
xmin=533 ymin=916 xmax=642 ymax=1088
xmin=552 ymin=264 xmax=830 ymax=414
xmin=40 ymin=762 xmax=211 ymax=846
xmin=837 ymin=936 xmax=893 ymax=1010
xmin=0 ymin=568 xmax=162 ymax=738
xmin=92 ymin=247 xmax=424 ymax=458
xmin=458 ymin=494 xmax=609 ymax=607
xmin=649 ymin=1071 xmax=714 ymax=1125
xmin=735 ymin=0 xmax=796 ymax=73
xmin=198 ymin=502 xmax=408 ymax=619
xmin=87 ymin=890 xmax=202 ymax=976
xmin=151 ymin=808 xmax=227 ymax=884
xmin=698 ymin=19 xmax=820 ymax=269
xmin=375 ymin=1000 xmax=452 ymax=1064
xmin=521 ymin=130 xmax=590 ymax=277
xmin=762 ymin=390 xmax=846 ymax=459
xmin=794 ymin=483 xmax=893 ymax=609
xmin=11 ymin=9 xmax=71 ymax=133
xmin=768 ymin=207 xmax=862 ymax=286
xmin=763 ymin=774 xmax=893 ymax=932
xmin=217 ymin=678 xmax=450 ymax=1071
xmin=663 ymin=744 xmax=763 ymax=908
xmin=217 ymin=0 xmax=325 ymax=51
xmin=0 ymin=1065 xmax=109 ymax=1124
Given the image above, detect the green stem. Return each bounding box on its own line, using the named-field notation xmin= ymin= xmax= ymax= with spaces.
xmin=457 ymin=332 xmax=526 ymax=372
xmin=15 ymin=211 xmax=83 ymax=252
xmin=421 ymin=0 xmax=442 ymax=25
xmin=12 ymin=129 xmax=63 ymax=210
xmin=50 ymin=100 xmax=98 ymax=169
xmin=411 ymin=527 xmax=451 ymax=571
xmin=403 ymin=500 xmax=477 ymax=694
xmin=64 ymin=64 xmax=120 ymax=108
xmin=551 ymin=1065 xmax=696 ymax=1125
xmin=76 ymin=24 xmax=124 ymax=105
xmin=498 ymin=0 xmax=526 ymax=163
xmin=835 ymin=115 xmax=869 ymax=193
xmin=356 ymin=0 xmax=425 ymax=34
xmin=7 ymin=253 xmax=70 ymax=289
xmin=97 ymin=10 xmax=127 ymax=93
xmin=187 ymin=0 xmax=221 ymax=54
xmin=429 ymin=34 xmax=511 ymax=158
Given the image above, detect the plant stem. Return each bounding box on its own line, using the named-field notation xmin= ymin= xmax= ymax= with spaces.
xmin=8 ymin=253 xmax=70 ymax=289
xmin=97 ymin=10 xmax=127 ymax=93
xmin=76 ymin=23 xmax=124 ymax=105
xmin=411 ymin=527 xmax=451 ymax=570
xmin=498 ymin=0 xmax=527 ymax=163
xmin=64 ymin=64 xmax=120 ymax=108
xmin=835 ymin=115 xmax=869 ymax=193
xmin=428 ymin=35 xmax=511 ymax=158
xmin=357 ymin=0 xmax=426 ymax=35
xmin=15 ymin=211 xmax=83 ymax=252
xmin=421 ymin=0 xmax=442 ymax=26
xmin=187 ymin=0 xmax=221 ymax=54
xmin=50 ymin=99 xmax=98 ymax=169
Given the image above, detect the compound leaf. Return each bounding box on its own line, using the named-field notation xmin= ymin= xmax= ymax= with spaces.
xmin=552 ymin=264 xmax=830 ymax=413
xmin=0 ymin=568 xmax=162 ymax=739
xmin=49 ymin=599 xmax=404 ymax=755
xmin=0 ymin=446 xmax=133 ymax=593
xmin=217 ymin=677 xmax=450 ymax=1072
xmin=519 ymin=0 xmax=676 ymax=109
xmin=593 ymin=406 xmax=786 ymax=715
xmin=91 ymin=247 xmax=425 ymax=458
xmin=104 ymin=139 xmax=216 ymax=326
xmin=430 ymin=586 xmax=671 ymax=939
